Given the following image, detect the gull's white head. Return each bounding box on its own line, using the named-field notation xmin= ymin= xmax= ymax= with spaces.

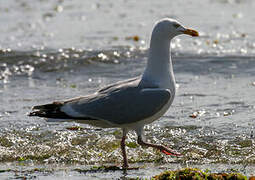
xmin=152 ymin=18 xmax=199 ymax=39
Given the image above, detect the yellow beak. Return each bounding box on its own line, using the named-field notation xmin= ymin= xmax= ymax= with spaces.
xmin=183 ymin=28 xmax=199 ymax=37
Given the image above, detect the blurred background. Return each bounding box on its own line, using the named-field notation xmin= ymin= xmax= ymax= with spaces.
xmin=0 ymin=0 xmax=254 ymax=53
xmin=0 ymin=0 xmax=255 ymax=179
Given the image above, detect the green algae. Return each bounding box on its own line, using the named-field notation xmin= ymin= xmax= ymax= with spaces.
xmin=0 ymin=169 xmax=11 ymax=173
xmin=17 ymin=154 xmax=51 ymax=162
xmin=126 ymin=142 xmax=139 ymax=148
xmin=0 ymin=167 xmax=254 ymax=179
xmin=74 ymin=165 xmax=123 ymax=174
xmin=112 ymin=129 xmax=122 ymax=136
xmin=0 ymin=127 xmax=254 ymax=165
xmin=70 ymin=84 xmax=77 ymax=88
xmin=237 ymin=139 xmax=252 ymax=148
xmin=0 ymin=168 xmax=53 ymax=174
xmin=153 ymin=168 xmax=248 ymax=180
xmin=0 ymin=136 xmax=13 ymax=147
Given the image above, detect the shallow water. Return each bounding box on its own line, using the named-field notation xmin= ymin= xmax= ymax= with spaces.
xmin=1 ymin=0 xmax=255 ymax=179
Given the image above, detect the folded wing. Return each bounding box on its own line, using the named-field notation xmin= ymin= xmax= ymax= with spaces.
xmin=62 ymin=87 xmax=171 ymax=125
xmin=29 ymin=78 xmax=171 ymax=125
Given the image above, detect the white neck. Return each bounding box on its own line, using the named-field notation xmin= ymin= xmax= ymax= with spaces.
xmin=141 ymin=33 xmax=176 ymax=91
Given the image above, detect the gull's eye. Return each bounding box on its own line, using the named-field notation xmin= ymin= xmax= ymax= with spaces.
xmin=173 ymin=24 xmax=180 ymax=28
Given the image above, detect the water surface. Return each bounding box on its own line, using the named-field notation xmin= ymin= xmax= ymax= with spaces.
xmin=0 ymin=0 xmax=255 ymax=179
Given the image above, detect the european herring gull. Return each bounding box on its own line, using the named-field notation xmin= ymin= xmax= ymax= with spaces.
xmin=29 ymin=18 xmax=199 ymax=169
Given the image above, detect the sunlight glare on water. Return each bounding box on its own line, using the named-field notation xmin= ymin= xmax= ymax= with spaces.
xmin=0 ymin=0 xmax=255 ymax=178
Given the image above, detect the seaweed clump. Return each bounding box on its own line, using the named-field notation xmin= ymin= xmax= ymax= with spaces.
xmin=153 ymin=168 xmax=250 ymax=180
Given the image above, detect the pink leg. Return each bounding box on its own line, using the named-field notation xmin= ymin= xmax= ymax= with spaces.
xmin=137 ymin=136 xmax=181 ymax=156
xmin=121 ymin=132 xmax=128 ymax=169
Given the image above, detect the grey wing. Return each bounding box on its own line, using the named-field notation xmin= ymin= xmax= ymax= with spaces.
xmin=61 ymin=87 xmax=171 ymax=125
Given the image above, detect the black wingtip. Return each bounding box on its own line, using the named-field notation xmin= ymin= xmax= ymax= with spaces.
xmin=32 ymin=102 xmax=63 ymax=110
xmin=28 ymin=101 xmax=64 ymax=118
xmin=27 ymin=110 xmax=45 ymax=117
xmin=28 ymin=102 xmax=73 ymax=119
